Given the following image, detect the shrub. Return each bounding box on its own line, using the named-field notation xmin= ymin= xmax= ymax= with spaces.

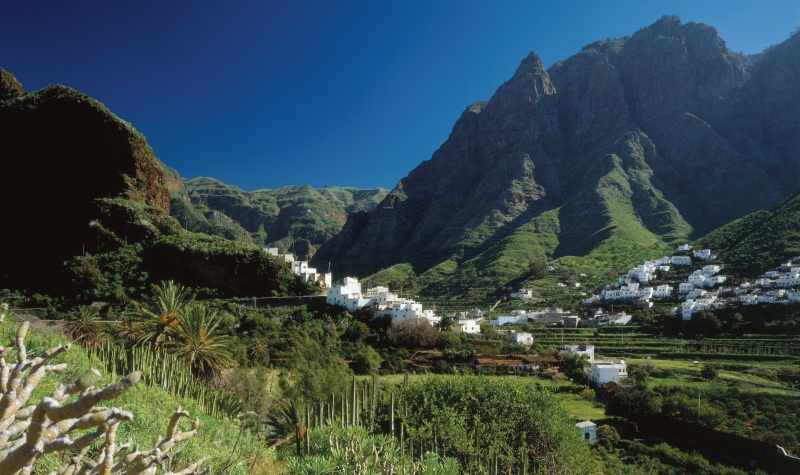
xmin=387 ymin=319 xmax=440 ymax=348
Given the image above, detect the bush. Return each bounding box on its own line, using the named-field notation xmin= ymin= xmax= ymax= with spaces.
xmin=701 ymin=363 xmax=719 ymax=381
xmin=351 ymin=345 xmax=383 ymax=375
xmin=387 ymin=319 xmax=440 ymax=348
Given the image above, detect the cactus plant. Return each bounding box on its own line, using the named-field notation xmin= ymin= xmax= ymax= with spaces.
xmin=0 ymin=321 xmax=207 ymax=474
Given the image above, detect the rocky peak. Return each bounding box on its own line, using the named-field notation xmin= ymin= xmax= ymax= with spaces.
xmin=614 ymin=17 xmax=746 ymax=119
xmin=0 ymin=68 xmax=23 ymax=101
xmin=315 ymin=17 xmax=800 ymax=290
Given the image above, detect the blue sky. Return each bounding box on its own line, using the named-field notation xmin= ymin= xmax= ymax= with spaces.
xmin=2 ymin=1 xmax=799 ymax=190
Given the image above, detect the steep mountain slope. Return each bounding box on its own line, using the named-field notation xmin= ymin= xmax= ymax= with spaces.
xmin=697 ymin=191 xmax=800 ymax=275
xmin=0 ymin=69 xmax=168 ymax=294
xmin=0 ymin=69 xmax=298 ymax=299
xmin=165 ymin=172 xmax=388 ymax=260
xmin=314 ymin=17 xmax=800 ymax=295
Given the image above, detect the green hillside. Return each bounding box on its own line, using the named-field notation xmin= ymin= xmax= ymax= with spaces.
xmin=162 ymin=168 xmax=388 ymax=259
xmin=698 ymin=191 xmax=800 ymax=275
xmin=364 ymin=137 xmax=691 ymax=299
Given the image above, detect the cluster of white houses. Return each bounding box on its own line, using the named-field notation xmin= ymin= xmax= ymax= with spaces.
xmin=326 ymin=277 xmax=440 ymax=326
xmin=581 ymin=244 xmax=800 ymax=321
xmin=264 ymin=248 xmax=332 ymax=288
xmin=326 ymin=279 xmax=596 ymax=334
xmin=583 ymin=246 xmax=719 ymax=308
xmin=491 ymin=308 xmax=581 ymax=327
xmin=676 ymin=260 xmax=800 ymax=319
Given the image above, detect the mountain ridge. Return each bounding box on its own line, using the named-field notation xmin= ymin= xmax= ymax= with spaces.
xmin=160 ymin=165 xmax=389 ymax=260
xmin=312 ymin=16 xmax=800 ymax=296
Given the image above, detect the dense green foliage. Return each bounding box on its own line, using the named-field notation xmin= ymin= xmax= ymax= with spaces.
xmin=655 ymin=386 xmax=800 ymax=454
xmin=279 ymin=326 xmax=353 ymax=402
xmin=594 ymin=440 xmax=764 ymax=475
xmin=121 ymin=281 xmax=238 ymax=378
xmin=393 ymin=377 xmax=595 ymax=474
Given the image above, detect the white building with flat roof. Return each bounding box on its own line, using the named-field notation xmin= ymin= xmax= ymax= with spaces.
xmin=326 ymin=277 xmax=371 ymax=312
xmin=672 ymin=255 xmax=692 ymax=266
xmin=266 ymin=247 xmax=332 ymax=288
xmin=576 ymin=421 xmax=597 ymax=443
xmin=510 ymin=332 xmax=534 ymax=346
xmin=451 ymin=319 xmax=481 ymax=334
xmin=589 ymin=360 xmax=627 ymax=385
xmin=327 ymin=278 xmax=439 ymax=326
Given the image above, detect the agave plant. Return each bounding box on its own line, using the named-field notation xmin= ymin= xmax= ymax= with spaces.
xmin=167 ymin=304 xmax=236 ymax=378
xmin=128 ymin=280 xmax=195 ymax=347
xmin=63 ymin=304 xmax=106 ymax=347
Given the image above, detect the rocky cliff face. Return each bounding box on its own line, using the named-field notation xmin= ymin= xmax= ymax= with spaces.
xmin=0 ymin=71 xmax=169 ymax=293
xmin=314 ymin=17 xmax=800 ymax=291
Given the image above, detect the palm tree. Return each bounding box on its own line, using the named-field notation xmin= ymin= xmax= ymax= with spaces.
xmin=264 ymin=399 xmax=305 ymax=453
xmin=167 ymin=304 xmax=236 ymax=379
xmin=113 ymin=313 xmax=143 ymax=345
xmin=128 ymin=280 xmax=194 ymax=347
xmin=248 ymin=340 xmax=269 ymax=365
xmin=64 ymin=305 xmax=106 ymax=347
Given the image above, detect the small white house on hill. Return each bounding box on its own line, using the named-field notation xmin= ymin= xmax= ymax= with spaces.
xmin=451 ymin=319 xmax=481 ymax=334
xmin=510 ymin=332 xmax=534 ymax=346
xmin=589 ymin=360 xmax=627 ymax=385
xmin=576 ymin=421 xmax=597 ymax=443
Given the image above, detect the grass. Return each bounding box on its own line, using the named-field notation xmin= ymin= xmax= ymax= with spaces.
xmin=626 ymin=357 xmax=800 ymax=396
xmin=698 ymin=190 xmax=800 ymax=274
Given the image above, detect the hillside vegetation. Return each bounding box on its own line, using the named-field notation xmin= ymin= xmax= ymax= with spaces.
xmin=164 ymin=165 xmax=388 ymax=260
xmin=697 ymin=191 xmax=800 ymax=275
xmin=0 ymin=317 xmax=272 ymax=474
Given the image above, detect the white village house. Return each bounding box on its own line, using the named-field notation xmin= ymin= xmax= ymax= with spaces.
xmin=326 ymin=277 xmax=439 ymax=326
xmin=560 ymin=343 xmax=595 ymax=363
xmin=589 ymin=360 xmax=628 ymax=386
xmin=265 ymin=248 xmax=332 ymax=288
xmin=510 ymin=288 xmax=533 ymax=299
xmin=491 ymin=308 xmax=580 ymax=327
xmin=510 ymin=332 xmax=534 ymax=346
xmin=451 ymin=319 xmax=481 ymax=334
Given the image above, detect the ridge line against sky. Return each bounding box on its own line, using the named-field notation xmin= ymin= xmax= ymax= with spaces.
xmin=2 ymin=1 xmax=799 ymax=191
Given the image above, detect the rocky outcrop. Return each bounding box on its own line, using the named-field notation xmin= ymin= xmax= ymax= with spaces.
xmin=314 ymin=16 xmax=800 ymax=285
xmin=0 ymin=81 xmax=169 ymax=294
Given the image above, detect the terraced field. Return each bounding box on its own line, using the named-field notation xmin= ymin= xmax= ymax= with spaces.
xmin=528 ymin=326 xmax=800 ymax=364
